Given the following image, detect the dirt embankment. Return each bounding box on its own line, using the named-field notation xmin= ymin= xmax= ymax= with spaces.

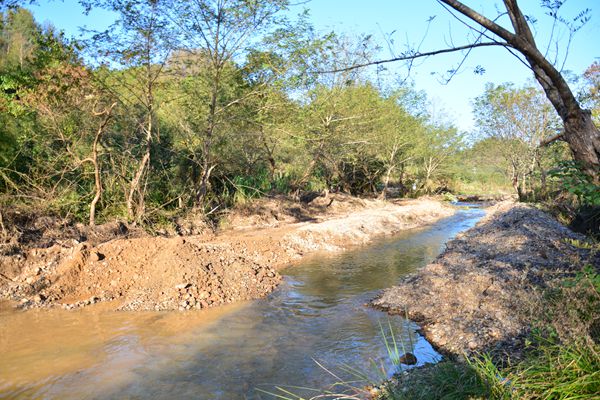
xmin=1 ymin=195 xmax=454 ymax=311
xmin=373 ymin=202 xmax=598 ymax=359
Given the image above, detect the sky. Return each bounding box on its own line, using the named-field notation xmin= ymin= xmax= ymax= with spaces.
xmin=26 ymin=0 xmax=600 ymax=132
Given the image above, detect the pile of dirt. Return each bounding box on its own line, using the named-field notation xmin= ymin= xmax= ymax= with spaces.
xmin=1 ymin=196 xmax=454 ymax=311
xmin=0 ymin=207 xmax=141 ymax=285
xmin=223 ymin=193 xmax=370 ymax=230
xmin=373 ymin=202 xmax=598 ymax=359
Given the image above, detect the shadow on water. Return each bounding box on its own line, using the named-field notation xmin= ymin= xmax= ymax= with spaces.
xmin=0 ymin=205 xmax=485 ymax=400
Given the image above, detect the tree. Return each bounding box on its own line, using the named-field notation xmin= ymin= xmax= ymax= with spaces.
xmin=473 ymin=83 xmax=561 ymax=199
xmin=168 ymin=0 xmax=290 ymax=206
xmin=440 ymin=0 xmax=600 ymax=182
xmin=336 ymin=0 xmax=600 ymax=182
xmin=84 ymin=0 xmax=174 ymax=222
xmin=372 ymin=90 xmax=420 ymax=199
xmin=581 ymin=62 xmax=600 ymax=125
xmin=416 ymin=124 xmax=463 ymax=193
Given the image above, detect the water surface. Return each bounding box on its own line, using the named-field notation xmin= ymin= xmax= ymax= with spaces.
xmin=0 ymin=205 xmax=485 ymax=399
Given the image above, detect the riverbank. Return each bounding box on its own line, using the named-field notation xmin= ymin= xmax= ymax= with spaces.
xmin=0 ymin=194 xmax=454 ymax=311
xmin=373 ymin=201 xmax=599 ymax=398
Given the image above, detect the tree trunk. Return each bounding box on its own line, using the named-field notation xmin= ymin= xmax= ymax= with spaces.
xmin=563 ymin=110 xmax=600 ymax=182
xmin=512 ymin=175 xmax=524 ymax=201
xmin=127 ymin=114 xmax=152 ymax=222
xmin=259 ymin=126 xmax=276 ymax=180
xmin=379 ymin=165 xmax=394 ymax=200
xmin=502 ymin=0 xmax=600 ymax=182
xmin=197 ymin=66 xmax=220 ymax=206
xmin=89 ymin=103 xmax=116 ymax=226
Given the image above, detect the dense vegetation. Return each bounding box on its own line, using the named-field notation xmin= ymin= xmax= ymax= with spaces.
xmin=1 ymin=4 xmax=597 ymax=228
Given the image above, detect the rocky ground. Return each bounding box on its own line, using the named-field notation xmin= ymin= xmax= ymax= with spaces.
xmin=373 ymin=201 xmax=599 ymax=360
xmin=0 ymin=194 xmax=454 ymax=311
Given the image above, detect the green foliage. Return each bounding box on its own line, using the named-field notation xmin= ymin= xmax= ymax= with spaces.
xmin=1 ymin=4 xmax=589 ymax=227
xmin=549 ymin=161 xmax=600 ymax=206
xmin=472 ymin=82 xmax=566 ymax=201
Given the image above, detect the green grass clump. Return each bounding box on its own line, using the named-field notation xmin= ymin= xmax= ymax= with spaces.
xmin=381 ymin=359 xmax=502 ymax=400
xmin=509 ymin=340 xmax=600 ymax=399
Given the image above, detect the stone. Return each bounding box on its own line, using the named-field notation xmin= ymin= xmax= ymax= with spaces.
xmin=398 ymin=353 xmax=417 ymax=365
xmin=89 ymin=252 xmax=104 ymax=262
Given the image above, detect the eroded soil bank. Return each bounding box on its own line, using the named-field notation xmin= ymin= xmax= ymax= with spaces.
xmin=0 ymin=195 xmax=453 ymax=311
xmin=373 ymin=201 xmax=599 ymax=359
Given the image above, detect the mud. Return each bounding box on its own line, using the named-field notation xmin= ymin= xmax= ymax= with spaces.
xmin=1 ymin=195 xmax=454 ymax=311
xmin=373 ymin=201 xmax=598 ymax=359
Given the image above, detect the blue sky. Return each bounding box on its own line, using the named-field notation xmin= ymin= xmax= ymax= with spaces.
xmin=28 ymin=0 xmax=600 ymax=131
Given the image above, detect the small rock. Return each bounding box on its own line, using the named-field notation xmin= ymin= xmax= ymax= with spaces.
xmin=468 ymin=341 xmax=478 ymax=350
xmin=25 ymin=277 xmax=35 ymax=284
xmin=175 ymin=283 xmax=191 ymax=290
xmin=399 ymin=353 xmax=417 ymax=365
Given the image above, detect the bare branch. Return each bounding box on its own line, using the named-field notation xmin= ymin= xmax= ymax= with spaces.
xmin=321 ymin=41 xmax=507 ymax=73
xmin=539 ymin=132 xmax=564 ymax=147
xmin=440 ymin=0 xmax=516 ymax=42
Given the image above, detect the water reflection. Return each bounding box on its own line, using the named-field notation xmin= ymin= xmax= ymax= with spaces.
xmin=0 ymin=206 xmax=485 ymax=399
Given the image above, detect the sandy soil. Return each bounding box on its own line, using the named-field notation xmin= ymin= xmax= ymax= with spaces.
xmin=0 ymin=194 xmax=454 ymax=311
xmin=373 ymin=201 xmax=598 ymax=359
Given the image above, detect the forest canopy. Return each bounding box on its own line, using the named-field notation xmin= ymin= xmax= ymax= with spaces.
xmin=0 ymin=2 xmax=598 ymax=226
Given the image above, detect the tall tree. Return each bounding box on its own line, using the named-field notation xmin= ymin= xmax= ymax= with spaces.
xmin=168 ymin=0 xmax=289 ymax=206
xmin=438 ymin=0 xmax=600 ymax=182
xmin=84 ymin=0 xmax=174 ymax=222
xmin=473 ymin=83 xmax=561 ymax=199
xmin=334 ymin=0 xmax=600 ymax=182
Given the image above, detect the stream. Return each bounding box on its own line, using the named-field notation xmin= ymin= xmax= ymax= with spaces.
xmin=0 ymin=205 xmax=485 ymax=399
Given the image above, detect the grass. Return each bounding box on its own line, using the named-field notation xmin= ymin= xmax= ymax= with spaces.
xmin=381 ymin=359 xmax=503 ymax=400
xmin=380 ymin=338 xmax=599 ymax=400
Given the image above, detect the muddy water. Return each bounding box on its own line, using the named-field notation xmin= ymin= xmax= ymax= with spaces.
xmin=0 ymin=206 xmax=485 ymax=399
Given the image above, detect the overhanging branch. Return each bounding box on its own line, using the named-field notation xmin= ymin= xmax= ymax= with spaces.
xmin=320 ymin=41 xmax=509 ymax=73
xmin=539 ymin=132 xmax=564 ymax=147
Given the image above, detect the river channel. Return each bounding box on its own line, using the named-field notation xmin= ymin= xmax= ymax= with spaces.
xmin=0 ymin=205 xmax=485 ymax=399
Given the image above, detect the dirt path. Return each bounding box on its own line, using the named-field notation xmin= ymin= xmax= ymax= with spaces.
xmin=1 ymin=195 xmax=454 ymax=311
xmin=373 ymin=201 xmax=598 ymax=359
